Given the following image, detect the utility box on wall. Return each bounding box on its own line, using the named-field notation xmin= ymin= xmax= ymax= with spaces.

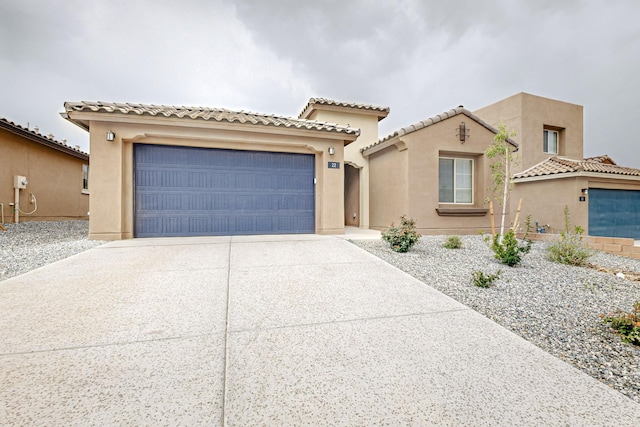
xmin=14 ymin=175 xmax=28 ymax=189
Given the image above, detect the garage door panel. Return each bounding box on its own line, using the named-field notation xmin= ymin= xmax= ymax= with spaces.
xmin=235 ymin=173 xmax=256 ymax=189
xmin=162 ymin=217 xmax=183 ymax=234
xmin=278 ymin=174 xmax=311 ymax=190
xmin=589 ymin=188 xmax=640 ymax=239
xmin=256 ymin=174 xmax=276 ymax=190
xmin=137 ymin=217 xmax=160 ymax=235
xmin=134 ymin=144 xmax=315 ymax=237
xmin=187 ymin=171 xmax=210 ymax=187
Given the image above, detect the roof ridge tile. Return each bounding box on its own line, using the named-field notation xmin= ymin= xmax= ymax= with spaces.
xmin=64 ymin=101 xmax=360 ymax=137
xmin=0 ymin=116 xmax=88 ymax=157
xmin=298 ymin=97 xmax=390 ymax=120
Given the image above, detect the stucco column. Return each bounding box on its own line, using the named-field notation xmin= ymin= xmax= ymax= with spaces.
xmin=88 ymin=124 xmax=125 ymax=240
xmin=360 ymin=162 xmax=370 ymax=229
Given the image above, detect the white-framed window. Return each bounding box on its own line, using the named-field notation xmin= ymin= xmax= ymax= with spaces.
xmin=82 ymin=164 xmax=89 ymax=193
xmin=439 ymin=157 xmax=473 ymax=204
xmin=543 ymin=129 xmax=559 ymax=154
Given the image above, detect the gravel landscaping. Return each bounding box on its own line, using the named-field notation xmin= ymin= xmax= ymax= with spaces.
xmin=354 ymin=235 xmax=640 ymax=404
xmin=0 ymin=221 xmax=105 ymax=281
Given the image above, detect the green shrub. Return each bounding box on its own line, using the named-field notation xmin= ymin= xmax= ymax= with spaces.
xmin=489 ymin=229 xmax=532 ymax=267
xmin=443 ymin=235 xmax=463 ymax=249
xmin=381 ymin=216 xmax=421 ymax=253
xmin=546 ymin=206 xmax=592 ymax=266
xmin=483 ymin=215 xmax=532 ymax=267
xmin=472 ymin=270 xmax=502 ymax=288
xmin=602 ymin=301 xmax=640 ymax=346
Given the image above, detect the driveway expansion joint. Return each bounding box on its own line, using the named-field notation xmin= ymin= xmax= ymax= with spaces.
xmin=228 ymin=308 xmax=472 ymax=334
xmin=0 ymin=332 xmax=217 ymax=357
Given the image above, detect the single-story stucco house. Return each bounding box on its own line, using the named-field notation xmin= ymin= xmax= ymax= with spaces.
xmin=62 ymin=92 xmax=640 ymax=241
xmin=1 ymin=117 xmax=89 ymax=224
xmin=62 ymin=102 xmax=361 ymax=239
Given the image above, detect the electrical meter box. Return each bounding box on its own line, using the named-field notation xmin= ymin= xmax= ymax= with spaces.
xmin=14 ymin=175 xmax=28 ymax=189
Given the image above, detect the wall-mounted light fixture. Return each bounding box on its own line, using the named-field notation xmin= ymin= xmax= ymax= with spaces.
xmin=328 ymin=146 xmax=335 ymax=155
xmin=581 ymin=188 xmax=588 ymax=195
xmin=457 ymin=122 xmax=469 ymax=142
xmin=106 ymin=130 xmax=115 ymax=142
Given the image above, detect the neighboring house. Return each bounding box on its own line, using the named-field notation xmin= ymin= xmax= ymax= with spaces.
xmin=0 ymin=117 xmax=89 ymax=224
xmin=513 ymin=155 xmax=640 ymax=238
xmin=62 ymin=102 xmax=359 ymax=240
xmin=474 ymin=93 xmax=640 ymax=239
xmin=360 ymin=107 xmax=518 ymax=235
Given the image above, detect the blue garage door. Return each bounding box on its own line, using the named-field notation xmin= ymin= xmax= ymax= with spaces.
xmin=588 ymin=188 xmax=640 ymax=239
xmin=134 ymin=144 xmax=315 ymax=237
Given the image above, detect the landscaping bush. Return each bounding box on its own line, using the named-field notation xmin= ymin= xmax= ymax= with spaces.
xmin=489 ymin=229 xmax=532 ymax=267
xmin=443 ymin=235 xmax=463 ymax=249
xmin=381 ymin=216 xmax=421 ymax=253
xmin=483 ymin=215 xmax=532 ymax=267
xmin=546 ymin=206 xmax=592 ymax=266
xmin=472 ymin=270 xmax=502 ymax=288
xmin=602 ymin=301 xmax=640 ymax=346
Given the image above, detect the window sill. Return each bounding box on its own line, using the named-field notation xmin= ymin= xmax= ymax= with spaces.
xmin=81 ymin=189 xmax=90 ymax=195
xmin=436 ymin=208 xmax=489 ymax=217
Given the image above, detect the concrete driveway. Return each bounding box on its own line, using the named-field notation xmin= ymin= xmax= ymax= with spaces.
xmin=1 ymin=234 xmax=639 ymax=426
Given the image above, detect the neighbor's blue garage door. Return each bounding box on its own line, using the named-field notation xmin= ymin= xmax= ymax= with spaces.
xmin=134 ymin=144 xmax=315 ymax=237
xmin=588 ymin=188 xmax=640 ymax=239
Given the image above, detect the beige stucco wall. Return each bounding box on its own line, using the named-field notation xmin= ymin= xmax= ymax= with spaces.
xmin=512 ymin=175 xmax=640 ymax=236
xmin=0 ymin=127 xmax=89 ymax=222
xmin=368 ymin=144 xmax=409 ymax=229
xmin=367 ymin=116 xmax=501 ymax=235
xmin=511 ymin=177 xmax=587 ymax=234
xmin=301 ymin=106 xmax=382 ymax=229
xmin=474 ymin=92 xmax=584 ymax=172
xmin=80 ymin=116 xmax=351 ymax=240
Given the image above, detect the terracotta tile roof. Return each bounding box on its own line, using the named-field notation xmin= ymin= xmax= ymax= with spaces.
xmin=64 ymin=101 xmax=360 ymax=137
xmin=298 ymin=98 xmax=390 ymax=120
xmin=514 ymin=156 xmax=640 ymax=179
xmin=361 ymin=107 xmax=518 ymax=153
xmin=0 ymin=116 xmax=88 ymax=159
xmin=584 ymin=154 xmax=617 ymax=165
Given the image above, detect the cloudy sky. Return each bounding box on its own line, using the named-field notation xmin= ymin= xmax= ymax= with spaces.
xmin=1 ymin=0 xmax=639 ymax=166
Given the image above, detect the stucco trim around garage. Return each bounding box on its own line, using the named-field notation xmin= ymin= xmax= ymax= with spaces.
xmin=62 ymin=101 xmax=360 ymax=138
xmin=361 ymin=107 xmax=519 ymax=154
xmin=0 ymin=117 xmax=88 ymax=161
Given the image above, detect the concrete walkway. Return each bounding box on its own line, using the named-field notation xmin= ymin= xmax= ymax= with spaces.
xmin=1 ymin=234 xmax=639 ymax=426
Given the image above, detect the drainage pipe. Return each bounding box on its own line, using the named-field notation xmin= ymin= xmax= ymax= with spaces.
xmin=0 ymin=202 xmax=4 ymax=225
xmin=14 ymin=187 xmax=19 ymax=223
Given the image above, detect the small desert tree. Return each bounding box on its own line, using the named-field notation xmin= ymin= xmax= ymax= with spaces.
xmin=485 ymin=122 xmax=518 ymax=238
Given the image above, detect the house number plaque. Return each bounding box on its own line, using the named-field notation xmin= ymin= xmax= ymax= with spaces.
xmin=328 ymin=162 xmax=340 ymax=169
